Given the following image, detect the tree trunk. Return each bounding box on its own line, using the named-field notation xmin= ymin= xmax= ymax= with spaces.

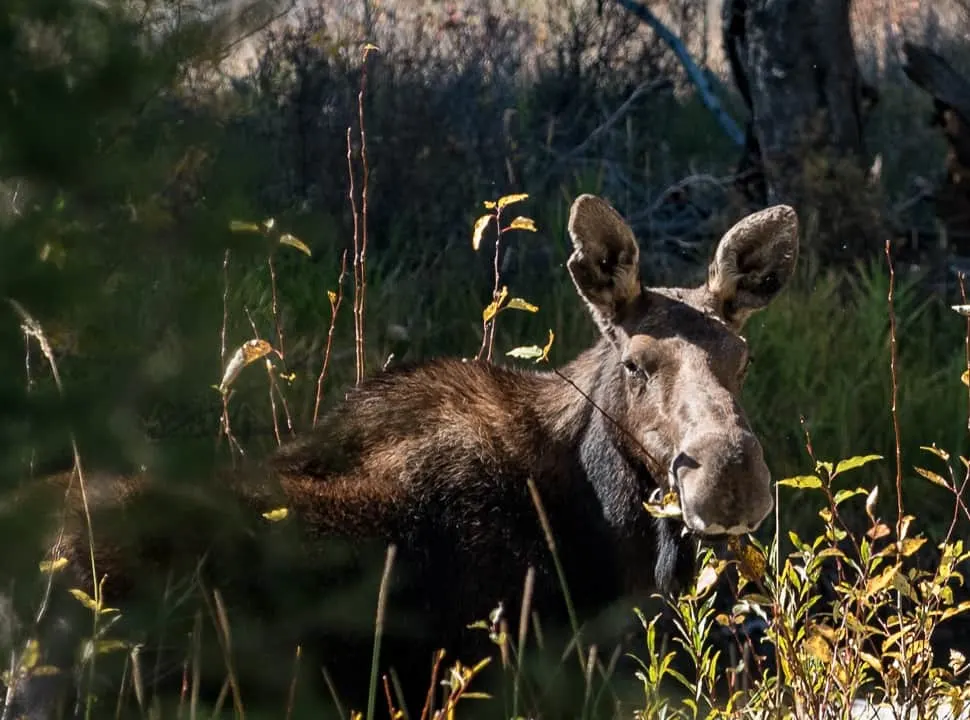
xmin=903 ymin=42 xmax=970 ymax=257
xmin=723 ymin=0 xmax=881 ymax=266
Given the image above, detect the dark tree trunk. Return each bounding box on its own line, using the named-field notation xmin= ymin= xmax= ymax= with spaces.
xmin=903 ymin=42 xmax=970 ymax=257
xmin=723 ymin=0 xmax=882 ymax=266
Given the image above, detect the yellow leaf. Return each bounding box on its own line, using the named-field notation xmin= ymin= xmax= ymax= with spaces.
xmin=279 ymin=233 xmax=312 ymax=256
xmin=802 ymin=634 xmax=832 ymax=664
xmin=899 ymin=514 xmax=914 ymax=540
xmin=914 ymin=466 xmax=949 ymax=489
xmin=867 ymin=522 xmax=891 ymax=540
xmin=30 ymin=665 xmax=61 ymax=676
xmin=327 ymin=290 xmax=337 ymax=306
xmin=94 ymin=640 xmax=129 ymax=655
xmin=506 ymin=298 xmax=539 ymax=313
xmin=866 ymin=565 xmax=898 ymax=595
xmin=218 ymin=339 xmax=275 ymax=394
xmin=262 ymin=507 xmax=289 ymax=522
xmin=777 ymin=475 xmax=822 ymax=490
xmin=482 ymin=287 xmax=508 ymax=323
xmin=898 ymin=537 xmax=926 ymax=558
xmin=69 ymin=588 xmax=99 ymax=612
xmin=497 ymin=193 xmax=528 ymax=209
xmin=643 ymin=489 xmax=682 ymax=520
xmin=920 ymin=444 xmax=951 ymax=462
xmin=859 ymin=651 xmax=883 ymax=673
xmin=472 ymin=214 xmax=493 ymax=251
xmin=941 ymin=600 xmax=970 ymax=622
xmin=482 ymin=301 xmax=500 ymax=324
xmin=505 ymin=216 xmax=537 ymax=232
xmin=21 ymin=639 xmax=40 ymax=671
xmin=834 ymin=454 xmax=883 ymax=475
xmin=541 ymin=329 xmax=555 ymax=362
xmin=734 ymin=542 xmax=767 ymax=583
xmin=963 ymin=369 xmax=969 ymax=387
xmin=483 ymin=200 xmax=496 ymax=209
xmin=892 ymin=570 xmax=918 ymax=602
xmin=39 ymin=557 xmax=68 ymax=573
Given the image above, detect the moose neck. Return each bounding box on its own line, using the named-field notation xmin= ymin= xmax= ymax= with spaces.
xmin=533 ymin=338 xmax=632 ymax=461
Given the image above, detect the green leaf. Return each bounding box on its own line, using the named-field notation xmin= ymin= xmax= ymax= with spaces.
xmin=777 ymin=475 xmax=822 ymax=490
xmin=834 ymin=454 xmax=883 ymax=475
xmin=505 ymin=298 xmax=539 ymax=313
xmin=815 ymin=460 xmax=834 ymax=478
xmin=279 ymin=233 xmax=311 ymax=256
xmin=506 ymin=345 xmax=544 ymax=360
xmin=229 ymin=220 xmax=261 ymax=233
xmin=833 ymin=487 xmax=867 ymax=506
xmin=94 ymin=640 xmax=129 ymax=655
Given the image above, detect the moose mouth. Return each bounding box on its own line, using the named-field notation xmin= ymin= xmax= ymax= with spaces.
xmin=644 ymin=485 xmax=734 ymax=546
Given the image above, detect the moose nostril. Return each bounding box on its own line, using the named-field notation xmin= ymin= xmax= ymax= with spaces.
xmin=669 ymin=451 xmax=699 ymax=481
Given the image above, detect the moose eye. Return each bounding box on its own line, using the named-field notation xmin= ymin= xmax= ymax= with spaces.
xmin=622 ymin=359 xmax=648 ymax=380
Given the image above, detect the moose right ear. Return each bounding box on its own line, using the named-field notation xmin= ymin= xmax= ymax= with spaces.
xmin=567 ymin=194 xmax=642 ymax=342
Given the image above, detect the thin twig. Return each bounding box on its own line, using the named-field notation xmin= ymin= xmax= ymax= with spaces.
xmin=356 ymin=45 xmax=375 ymax=383
xmin=243 ymin=308 xmax=283 ymax=446
xmin=347 ymin=126 xmax=363 ymax=385
xmin=284 ymin=646 xmax=301 ymax=720
xmin=419 ymin=649 xmax=446 ymax=720
xmin=486 ymin=209 xmax=504 ymax=362
xmin=200 ymin=585 xmax=245 ymax=719
xmin=513 ymin=566 xmax=535 ymax=719
xmin=313 ymin=250 xmax=349 ymax=426
xmin=885 ymin=240 xmax=904 ymax=540
xmin=366 ymin=545 xmax=397 ymax=720
xmin=221 ymin=249 xmax=231 ymax=363
xmin=266 ymin=252 xmax=296 ymax=438
xmin=526 ymin=478 xmax=586 ymax=673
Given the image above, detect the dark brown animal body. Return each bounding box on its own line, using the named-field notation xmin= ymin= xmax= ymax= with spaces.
xmin=3 ymin=194 xmax=799 ymax=719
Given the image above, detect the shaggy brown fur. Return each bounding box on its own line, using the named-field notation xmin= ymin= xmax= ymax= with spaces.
xmin=3 ymin=194 xmax=799 ymax=719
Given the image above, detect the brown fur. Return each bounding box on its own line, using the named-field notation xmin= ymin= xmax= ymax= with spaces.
xmin=4 ymin=194 xmax=799 ymax=719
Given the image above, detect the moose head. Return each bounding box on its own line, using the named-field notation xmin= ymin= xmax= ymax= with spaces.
xmin=566 ymin=194 xmax=798 ymax=539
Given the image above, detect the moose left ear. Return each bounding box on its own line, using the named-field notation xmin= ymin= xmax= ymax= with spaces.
xmin=707 ymin=204 xmax=799 ymax=329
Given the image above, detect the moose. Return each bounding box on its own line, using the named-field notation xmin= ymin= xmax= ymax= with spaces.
xmin=3 ymin=194 xmax=798 ymax=718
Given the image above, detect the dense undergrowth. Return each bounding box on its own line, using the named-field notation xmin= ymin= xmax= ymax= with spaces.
xmin=4 ymin=1 xmax=970 ymax=718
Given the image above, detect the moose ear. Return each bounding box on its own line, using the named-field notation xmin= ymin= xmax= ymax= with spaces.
xmin=707 ymin=204 xmax=799 ymax=329
xmin=567 ymin=194 xmax=642 ymax=341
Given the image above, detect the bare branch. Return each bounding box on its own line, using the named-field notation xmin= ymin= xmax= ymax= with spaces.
xmin=613 ymin=0 xmax=745 ymax=147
